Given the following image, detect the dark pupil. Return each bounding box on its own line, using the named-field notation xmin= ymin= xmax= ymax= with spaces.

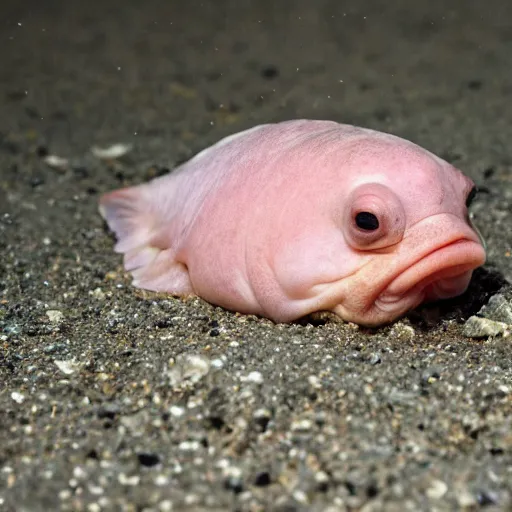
xmin=466 ymin=186 xmax=477 ymax=208
xmin=355 ymin=212 xmax=379 ymax=231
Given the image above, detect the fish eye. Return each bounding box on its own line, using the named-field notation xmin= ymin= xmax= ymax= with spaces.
xmin=343 ymin=183 xmax=405 ymax=250
xmin=355 ymin=211 xmax=379 ymax=231
xmin=466 ymin=186 xmax=478 ymax=208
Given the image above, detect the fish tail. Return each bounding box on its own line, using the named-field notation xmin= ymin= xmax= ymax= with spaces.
xmin=99 ymin=184 xmax=156 ymax=254
xmin=99 ymin=183 xmax=193 ymax=294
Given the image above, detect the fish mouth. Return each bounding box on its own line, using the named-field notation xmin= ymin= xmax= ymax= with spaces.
xmin=372 ymin=238 xmax=485 ymax=319
xmin=320 ymin=213 xmax=486 ymax=327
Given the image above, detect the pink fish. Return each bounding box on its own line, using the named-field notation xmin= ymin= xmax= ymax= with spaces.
xmin=99 ymin=120 xmax=486 ymax=326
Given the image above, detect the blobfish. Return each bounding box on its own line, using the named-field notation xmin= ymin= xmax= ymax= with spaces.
xmin=99 ymin=119 xmax=486 ymax=327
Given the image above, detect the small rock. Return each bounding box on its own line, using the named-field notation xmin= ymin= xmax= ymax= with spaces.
xmin=167 ymin=354 xmax=210 ymax=389
xmin=211 ymin=358 xmax=225 ymax=369
xmin=46 ymin=310 xmax=64 ymax=323
xmin=243 ymin=371 xmax=264 ymax=384
xmin=426 ymin=479 xmax=448 ymax=499
xmin=253 ymin=408 xmax=272 ymax=431
xmin=477 ymin=490 xmax=499 ymax=506
xmin=43 ymin=342 xmax=67 ymax=354
xmin=315 ymin=470 xmax=330 ymax=490
xmin=118 ymin=473 xmax=140 ymax=486
xmin=11 ymin=392 xmax=25 ymax=404
xmin=43 ymin=154 xmax=69 ymax=170
xmin=456 ymin=488 xmax=477 ymax=508
xmin=368 ymin=352 xmax=381 ymax=365
xmin=421 ymin=365 xmax=443 ymax=384
xmin=223 ymin=465 xmax=244 ymax=493
xmin=159 ymin=500 xmax=173 ymax=511
xmin=137 ymin=452 xmax=160 ymax=467
xmin=254 ymin=471 xmax=271 ymax=487
xmin=2 ymin=324 xmax=20 ymax=336
xmin=308 ymin=375 xmax=322 ymax=389
xmin=91 ymin=143 xmax=133 ymax=160
xmin=54 ymin=359 xmax=82 ymax=375
xmin=292 ymin=489 xmax=309 ymax=504
xmin=120 ymin=410 xmax=150 ymax=430
xmin=462 ymin=316 xmax=509 ymax=338
xmin=477 ymin=292 xmax=512 ymax=324
xmin=90 ymin=288 xmax=105 ymax=300
xmin=178 ymin=440 xmax=201 ymax=451
xmin=154 ymin=475 xmax=170 ymax=486
xmin=97 ymin=402 xmax=121 ymax=419
xmin=169 ymin=405 xmax=185 ymax=417
xmin=389 ymin=322 xmax=415 ymax=340
xmin=291 ymin=418 xmax=313 ymax=432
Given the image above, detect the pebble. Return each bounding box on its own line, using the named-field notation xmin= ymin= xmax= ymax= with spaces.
xmin=292 ymin=489 xmax=309 ymax=504
xmin=224 ymin=465 xmax=244 ymax=493
xmin=426 ymin=479 xmax=448 ymax=499
xmin=43 ymin=154 xmax=69 ymax=170
xmin=477 ymin=292 xmax=512 ymax=324
xmin=3 ymin=324 xmax=20 ymax=336
xmin=368 ymin=352 xmax=382 ymax=365
xmin=457 ymin=489 xmax=478 ymax=508
xmin=421 ymin=365 xmax=443 ymax=384
xmin=167 ymin=353 xmax=211 ymax=389
xmin=155 ymin=475 xmax=170 ymax=486
xmin=88 ymin=484 xmax=104 ymax=495
xmin=46 ymin=309 xmax=64 ymax=323
xmin=169 ymin=405 xmax=185 ymax=417
xmin=308 ymin=375 xmax=322 ymax=389
xmin=120 ymin=410 xmax=150 ymax=430
xmin=54 ymin=359 xmax=82 ymax=375
xmin=73 ymin=466 xmax=87 ymax=479
xmin=91 ymin=143 xmax=133 ymax=160
xmin=11 ymin=391 xmax=25 ymax=404
xmin=291 ymin=419 xmax=313 ymax=432
xmin=118 ymin=473 xmax=140 ymax=486
xmin=159 ymin=500 xmax=174 ymax=511
xmin=211 ymin=358 xmax=225 ymax=369
xmin=90 ymin=288 xmax=106 ymax=300
xmin=389 ymin=322 xmax=415 ymax=340
xmin=59 ymin=489 xmax=72 ymax=501
xmin=179 ymin=440 xmax=201 ymax=451
xmin=462 ymin=316 xmax=510 ymax=338
xmin=253 ymin=408 xmax=272 ymax=430
xmin=315 ymin=470 xmax=330 ymax=486
xmin=137 ymin=452 xmax=160 ymax=467
xmin=243 ymin=371 xmax=264 ymax=384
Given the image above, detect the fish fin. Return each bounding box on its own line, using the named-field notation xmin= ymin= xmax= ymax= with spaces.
xmin=131 ymin=249 xmax=193 ymax=293
xmin=99 ymin=186 xmax=193 ymax=295
xmin=99 ymin=185 xmax=157 ymax=254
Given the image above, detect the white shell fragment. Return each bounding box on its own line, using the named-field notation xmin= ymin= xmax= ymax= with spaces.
xmin=43 ymin=154 xmax=69 ymax=170
xmin=11 ymin=392 xmax=25 ymax=404
xmin=54 ymin=359 xmax=83 ymax=375
xmin=91 ymin=143 xmax=133 ymax=160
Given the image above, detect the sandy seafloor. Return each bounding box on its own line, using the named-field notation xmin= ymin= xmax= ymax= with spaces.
xmin=1 ymin=0 xmax=512 ymax=510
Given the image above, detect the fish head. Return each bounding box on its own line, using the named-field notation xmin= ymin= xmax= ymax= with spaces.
xmin=270 ymin=134 xmax=486 ymax=326
xmin=328 ymin=137 xmax=486 ymax=325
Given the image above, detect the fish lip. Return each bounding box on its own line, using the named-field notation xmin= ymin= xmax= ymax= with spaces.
xmin=373 ymin=238 xmax=486 ymax=315
xmin=327 ymin=216 xmax=486 ymax=326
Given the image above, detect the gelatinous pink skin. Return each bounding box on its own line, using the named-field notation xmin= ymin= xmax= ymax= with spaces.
xmin=99 ymin=120 xmax=486 ymax=327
